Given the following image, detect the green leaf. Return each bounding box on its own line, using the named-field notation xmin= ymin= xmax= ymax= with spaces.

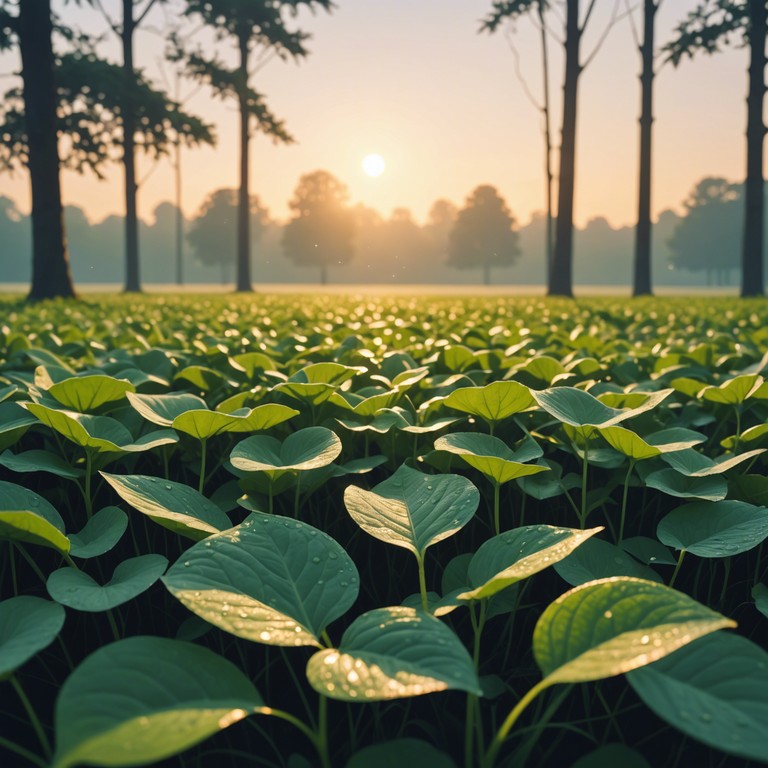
xmin=553 ymin=538 xmax=662 ymax=586
xmin=346 ymin=739 xmax=457 ymax=768
xmin=458 ymin=525 xmax=602 ymax=600
xmin=0 ymin=448 xmax=84 ymax=479
xmin=0 ymin=596 xmax=66 ymax=680
xmin=23 ymin=403 xmax=129 ymax=451
xmin=163 ymin=514 xmax=359 ymax=647
xmin=441 ymin=381 xmax=534 ymax=426
xmin=343 ymin=464 xmax=479 ymax=558
xmin=533 ymin=577 xmax=735 ymax=686
xmin=52 ymin=636 xmax=265 ymax=768
xmin=571 ymin=745 xmax=651 ymax=768
xmin=660 ymin=447 xmax=765 ymax=477
xmin=0 ymin=481 xmax=69 ymax=553
xmin=69 ymin=506 xmax=128 ymax=558
xmin=101 ymin=473 xmax=232 ymax=541
xmin=644 ymin=469 xmax=727 ymax=501
xmin=628 ymin=632 xmax=768 ymax=763
xmin=754 ymin=583 xmax=768 ymax=619
xmin=0 ymin=402 xmax=37 ymax=450
xmin=126 ymin=392 xmax=207 ymax=426
xmin=699 ymin=374 xmax=764 ymax=405
xmin=434 ymin=432 xmax=548 ymax=485
xmin=657 ymin=500 xmax=768 ymax=557
xmin=230 ymin=426 xmax=342 ymax=478
xmin=306 ymin=606 xmax=481 ymax=701
xmin=598 ymin=426 xmax=701 ymax=461
xmin=48 ymin=374 xmax=135 ymax=411
xmin=47 ymin=555 xmax=168 ymax=611
xmin=621 ymin=536 xmax=677 ymax=566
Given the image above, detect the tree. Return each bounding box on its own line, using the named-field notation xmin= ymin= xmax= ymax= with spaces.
xmin=0 ymin=1 xmax=76 ymax=300
xmin=666 ymin=0 xmax=766 ymax=297
xmin=187 ymin=188 xmax=270 ymax=283
xmin=282 ymin=170 xmax=356 ymax=284
xmin=447 ymin=185 xmax=520 ymax=285
xmin=667 ymin=177 xmax=742 ymax=284
xmin=177 ymin=0 xmax=333 ymax=292
xmin=482 ymin=0 xmax=614 ymax=296
xmin=630 ymin=0 xmax=664 ymax=297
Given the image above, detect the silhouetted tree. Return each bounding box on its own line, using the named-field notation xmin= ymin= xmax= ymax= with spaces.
xmin=424 ymin=199 xmax=458 ymax=262
xmin=448 ymin=185 xmax=520 ymax=284
xmin=666 ymin=0 xmax=766 ymax=297
xmin=282 ymin=170 xmax=356 ymax=284
xmin=0 ymin=1 xmax=76 ymax=299
xmin=630 ymin=0 xmax=664 ymax=297
xmin=188 ymin=188 xmax=270 ymax=283
xmin=482 ymin=0 xmax=615 ymax=296
xmin=176 ymin=0 xmax=333 ymax=292
xmin=667 ymin=177 xmax=741 ymax=284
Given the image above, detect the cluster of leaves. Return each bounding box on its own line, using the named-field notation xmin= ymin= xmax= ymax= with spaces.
xmin=1 ymin=293 xmax=768 ymax=768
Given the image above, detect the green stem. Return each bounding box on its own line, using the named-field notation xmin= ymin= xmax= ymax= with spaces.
xmin=618 ymin=459 xmax=635 ymax=544
xmin=719 ymin=556 xmax=731 ymax=608
xmin=9 ymin=541 xmax=18 ymax=595
xmin=62 ymin=553 xmax=80 ymax=570
xmin=84 ymin=449 xmax=93 ymax=519
xmin=268 ymin=478 xmax=274 ymax=515
xmin=316 ymin=694 xmax=331 ymax=768
xmin=417 ymin=555 xmax=429 ymax=612
xmin=10 ymin=674 xmax=52 ymax=761
xmin=580 ymin=443 xmax=589 ymax=528
xmin=669 ymin=549 xmax=686 ymax=589
xmin=484 ymin=679 xmax=549 ymax=768
xmin=0 ymin=734 xmax=47 ymax=768
xmin=733 ymin=406 xmax=742 ymax=453
xmin=107 ymin=609 xmax=121 ymax=641
xmin=294 ymin=472 xmax=302 ymax=518
xmin=321 ymin=629 xmax=333 ymax=648
xmin=493 ymin=481 xmax=501 ymax=535
xmin=198 ymin=439 xmax=208 ymax=495
xmin=265 ymin=708 xmax=318 ymax=746
xmin=13 ymin=544 xmax=47 ymax=585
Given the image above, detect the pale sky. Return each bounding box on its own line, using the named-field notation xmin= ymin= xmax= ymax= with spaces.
xmin=0 ymin=0 xmax=751 ymax=228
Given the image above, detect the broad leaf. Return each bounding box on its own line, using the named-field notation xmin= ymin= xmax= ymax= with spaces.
xmin=344 ymin=464 xmax=479 ymax=558
xmin=306 ymin=606 xmax=480 ymax=701
xmin=644 ymin=469 xmax=727 ymax=501
xmin=441 ymin=381 xmax=534 ymax=426
xmin=533 ymin=577 xmax=734 ymax=686
xmin=346 ymin=738 xmax=456 ymax=768
xmin=553 ymin=538 xmax=662 ymax=586
xmin=47 ymin=555 xmax=168 ymax=611
xmin=52 ymin=636 xmax=265 ymax=768
xmin=69 ymin=506 xmax=128 ymax=558
xmin=48 ymin=375 xmax=135 ymax=411
xmin=0 ymin=596 xmax=66 ymax=679
xmin=628 ymin=632 xmax=768 ymax=763
xmin=163 ymin=514 xmax=359 ymax=647
xmin=0 ymin=448 xmax=84 ymax=479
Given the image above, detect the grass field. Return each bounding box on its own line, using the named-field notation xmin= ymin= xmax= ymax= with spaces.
xmin=1 ymin=292 xmax=767 ymax=768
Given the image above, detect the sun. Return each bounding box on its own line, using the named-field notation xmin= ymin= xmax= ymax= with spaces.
xmin=362 ymin=153 xmax=385 ymax=177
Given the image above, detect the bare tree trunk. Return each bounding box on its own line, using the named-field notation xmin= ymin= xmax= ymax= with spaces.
xmin=633 ymin=0 xmax=657 ymax=297
xmin=549 ymin=0 xmax=580 ymax=297
xmin=121 ymin=0 xmax=141 ymax=292
xmin=538 ymin=0 xmax=555 ymax=283
xmin=19 ymin=0 xmax=76 ymax=300
xmin=742 ymin=0 xmax=766 ymax=297
xmin=235 ymin=29 xmax=252 ymax=292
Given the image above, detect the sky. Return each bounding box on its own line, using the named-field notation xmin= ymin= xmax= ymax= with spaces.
xmin=0 ymin=0 xmax=751 ymax=229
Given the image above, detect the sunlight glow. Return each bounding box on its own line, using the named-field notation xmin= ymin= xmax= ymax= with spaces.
xmin=362 ymin=154 xmax=386 ymax=177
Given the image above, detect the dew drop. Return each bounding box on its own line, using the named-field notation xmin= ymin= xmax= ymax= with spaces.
xmin=700 ymin=712 xmax=712 ymax=723
xmin=164 ymin=484 xmax=172 ymax=490
xmin=260 ymin=631 xmax=271 ymax=641
xmin=183 ymin=561 xmax=191 ymax=568
xmin=312 ymin=556 xmax=321 ymax=564
xmin=603 ymin=610 xmax=613 ymax=619
xmin=640 ymin=634 xmax=650 ymax=645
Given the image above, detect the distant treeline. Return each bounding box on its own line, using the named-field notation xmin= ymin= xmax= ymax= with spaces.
xmin=0 ymin=176 xmax=753 ymax=287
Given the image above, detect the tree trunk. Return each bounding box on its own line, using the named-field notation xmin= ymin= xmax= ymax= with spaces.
xmin=175 ymin=139 xmax=183 ymax=285
xmin=121 ymin=0 xmax=140 ymax=292
xmin=538 ymin=0 xmax=555 ymax=284
xmin=19 ymin=0 xmax=76 ymax=300
xmin=549 ymin=0 xmax=580 ymax=297
xmin=633 ymin=0 xmax=657 ymax=297
xmin=235 ymin=29 xmax=253 ymax=292
xmin=742 ymin=0 xmax=766 ymax=297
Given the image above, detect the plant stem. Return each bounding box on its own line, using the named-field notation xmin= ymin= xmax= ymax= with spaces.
xmin=107 ymin=609 xmax=121 ymax=641
xmin=268 ymin=478 xmax=274 ymax=515
xmin=293 ymin=472 xmax=302 ymax=518
xmin=669 ymin=549 xmax=686 ymax=588
xmin=13 ymin=543 xmax=47 ymax=585
xmin=267 ymin=709 xmax=319 ymax=747
xmin=316 ymin=694 xmax=331 ymax=768
xmin=198 ymin=439 xmax=208 ymax=495
xmin=10 ymin=674 xmax=52 ymax=761
xmin=483 ymin=679 xmax=549 ymax=768
xmin=417 ymin=555 xmax=429 ymax=612
xmin=734 ymin=405 xmax=742 ymax=453
xmin=84 ymin=449 xmax=93 ymax=518
xmin=493 ymin=481 xmax=501 ymax=535
xmin=580 ymin=444 xmax=589 ymax=528
xmin=0 ymin=734 xmax=47 ymax=768
xmin=618 ymin=459 xmax=635 ymax=544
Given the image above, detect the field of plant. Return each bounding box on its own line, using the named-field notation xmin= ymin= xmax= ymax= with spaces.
xmin=1 ymin=292 xmax=768 ymax=768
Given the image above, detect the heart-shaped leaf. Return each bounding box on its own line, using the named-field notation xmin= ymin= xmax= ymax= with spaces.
xmin=660 ymin=448 xmax=765 ymax=477
xmin=628 ymin=632 xmax=768 ymax=763
xmin=458 ymin=525 xmax=602 ymax=601
xmin=344 ymin=464 xmax=479 ymax=558
xmin=101 ymin=473 xmax=232 ymax=541
xmin=230 ymin=427 xmax=342 ymax=478
xmin=69 ymin=506 xmax=128 ymax=558
xmin=47 ymin=554 xmax=168 ymax=611
xmin=441 ymin=381 xmax=534 ymax=428
xmin=434 ymin=433 xmax=548 ymax=485
xmin=306 ymin=606 xmax=480 ymax=701
xmin=0 ymin=480 xmax=69 ymax=553
xmin=644 ymin=469 xmax=727 ymax=501
xmin=0 ymin=596 xmax=66 ymax=680
xmin=699 ymin=374 xmax=764 ymax=405
xmin=553 ymin=538 xmax=662 ymax=586
xmin=346 ymin=738 xmax=457 ymax=768
xmin=657 ymin=500 xmax=768 ymax=557
xmin=533 ymin=577 xmax=735 ymax=686
xmin=598 ymin=426 xmax=701 ymax=461
xmin=52 ymin=636 xmax=265 ymax=768
xmin=0 ymin=402 xmax=37 ymax=450
xmin=48 ymin=374 xmax=135 ymax=412
xmin=163 ymin=514 xmax=359 ymax=647
xmin=0 ymin=448 xmax=84 ymax=479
